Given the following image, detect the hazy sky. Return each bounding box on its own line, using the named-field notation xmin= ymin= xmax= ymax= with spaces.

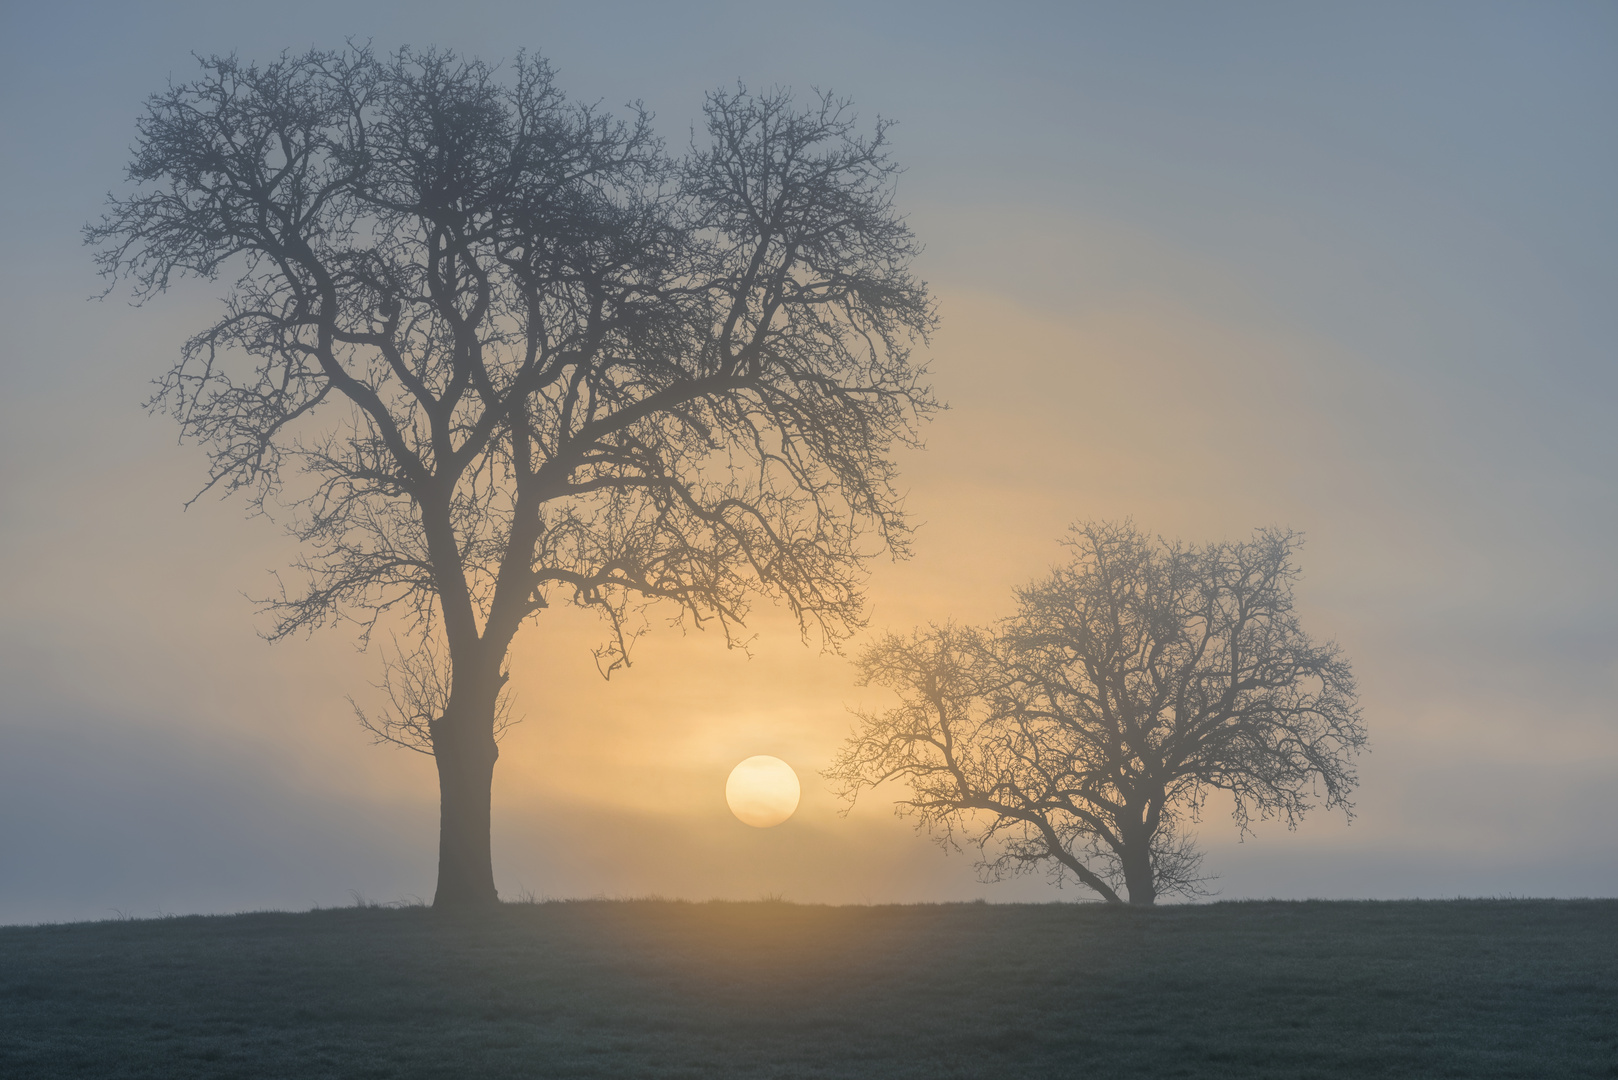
xmin=2 ymin=1 xmax=1615 ymax=923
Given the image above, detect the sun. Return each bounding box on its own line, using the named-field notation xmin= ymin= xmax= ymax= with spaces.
xmin=725 ymin=756 xmax=801 ymax=828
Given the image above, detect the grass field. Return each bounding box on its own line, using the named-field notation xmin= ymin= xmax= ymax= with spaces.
xmin=2 ymin=898 xmax=1614 ymax=1078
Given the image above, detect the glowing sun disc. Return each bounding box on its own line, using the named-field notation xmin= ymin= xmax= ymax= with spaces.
xmin=725 ymin=756 xmax=800 ymax=828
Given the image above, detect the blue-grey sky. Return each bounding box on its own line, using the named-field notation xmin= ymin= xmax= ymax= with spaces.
xmin=2 ymin=1 xmax=1615 ymax=923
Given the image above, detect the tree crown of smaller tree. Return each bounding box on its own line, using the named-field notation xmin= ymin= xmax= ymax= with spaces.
xmin=829 ymin=521 xmax=1365 ymax=905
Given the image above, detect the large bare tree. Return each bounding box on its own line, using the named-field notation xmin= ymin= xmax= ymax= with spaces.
xmin=830 ymin=522 xmax=1364 ymax=905
xmin=89 ymin=47 xmax=936 ymax=907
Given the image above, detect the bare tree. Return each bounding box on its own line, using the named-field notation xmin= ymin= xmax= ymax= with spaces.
xmin=829 ymin=522 xmax=1364 ymax=905
xmin=89 ymin=47 xmax=936 ymax=908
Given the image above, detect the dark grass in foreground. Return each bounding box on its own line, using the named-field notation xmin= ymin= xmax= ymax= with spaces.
xmin=2 ymin=900 xmax=1615 ymax=1079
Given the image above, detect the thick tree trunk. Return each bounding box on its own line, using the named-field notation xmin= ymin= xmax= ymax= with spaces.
xmin=432 ymin=720 xmax=500 ymax=909
xmin=1120 ymin=841 xmax=1157 ymax=906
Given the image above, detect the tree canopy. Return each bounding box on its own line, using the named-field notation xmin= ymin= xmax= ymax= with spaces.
xmin=830 ymin=522 xmax=1365 ymax=905
xmin=89 ymin=46 xmax=937 ymax=906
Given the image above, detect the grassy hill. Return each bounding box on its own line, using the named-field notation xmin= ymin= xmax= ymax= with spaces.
xmin=2 ymin=898 xmax=1614 ymax=1078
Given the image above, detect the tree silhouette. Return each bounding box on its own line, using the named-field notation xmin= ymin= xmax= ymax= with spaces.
xmin=830 ymin=522 xmax=1364 ymax=905
xmin=89 ymin=47 xmax=936 ymax=908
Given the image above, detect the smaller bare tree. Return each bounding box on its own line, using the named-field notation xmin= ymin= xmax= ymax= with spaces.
xmin=829 ymin=521 xmax=1366 ymax=905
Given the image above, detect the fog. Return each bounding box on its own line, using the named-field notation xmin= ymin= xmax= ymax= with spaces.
xmin=2 ymin=1 xmax=1615 ymax=922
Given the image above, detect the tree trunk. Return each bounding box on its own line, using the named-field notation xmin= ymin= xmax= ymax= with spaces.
xmin=432 ymin=719 xmax=500 ymax=908
xmin=1120 ymin=840 xmax=1157 ymax=906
